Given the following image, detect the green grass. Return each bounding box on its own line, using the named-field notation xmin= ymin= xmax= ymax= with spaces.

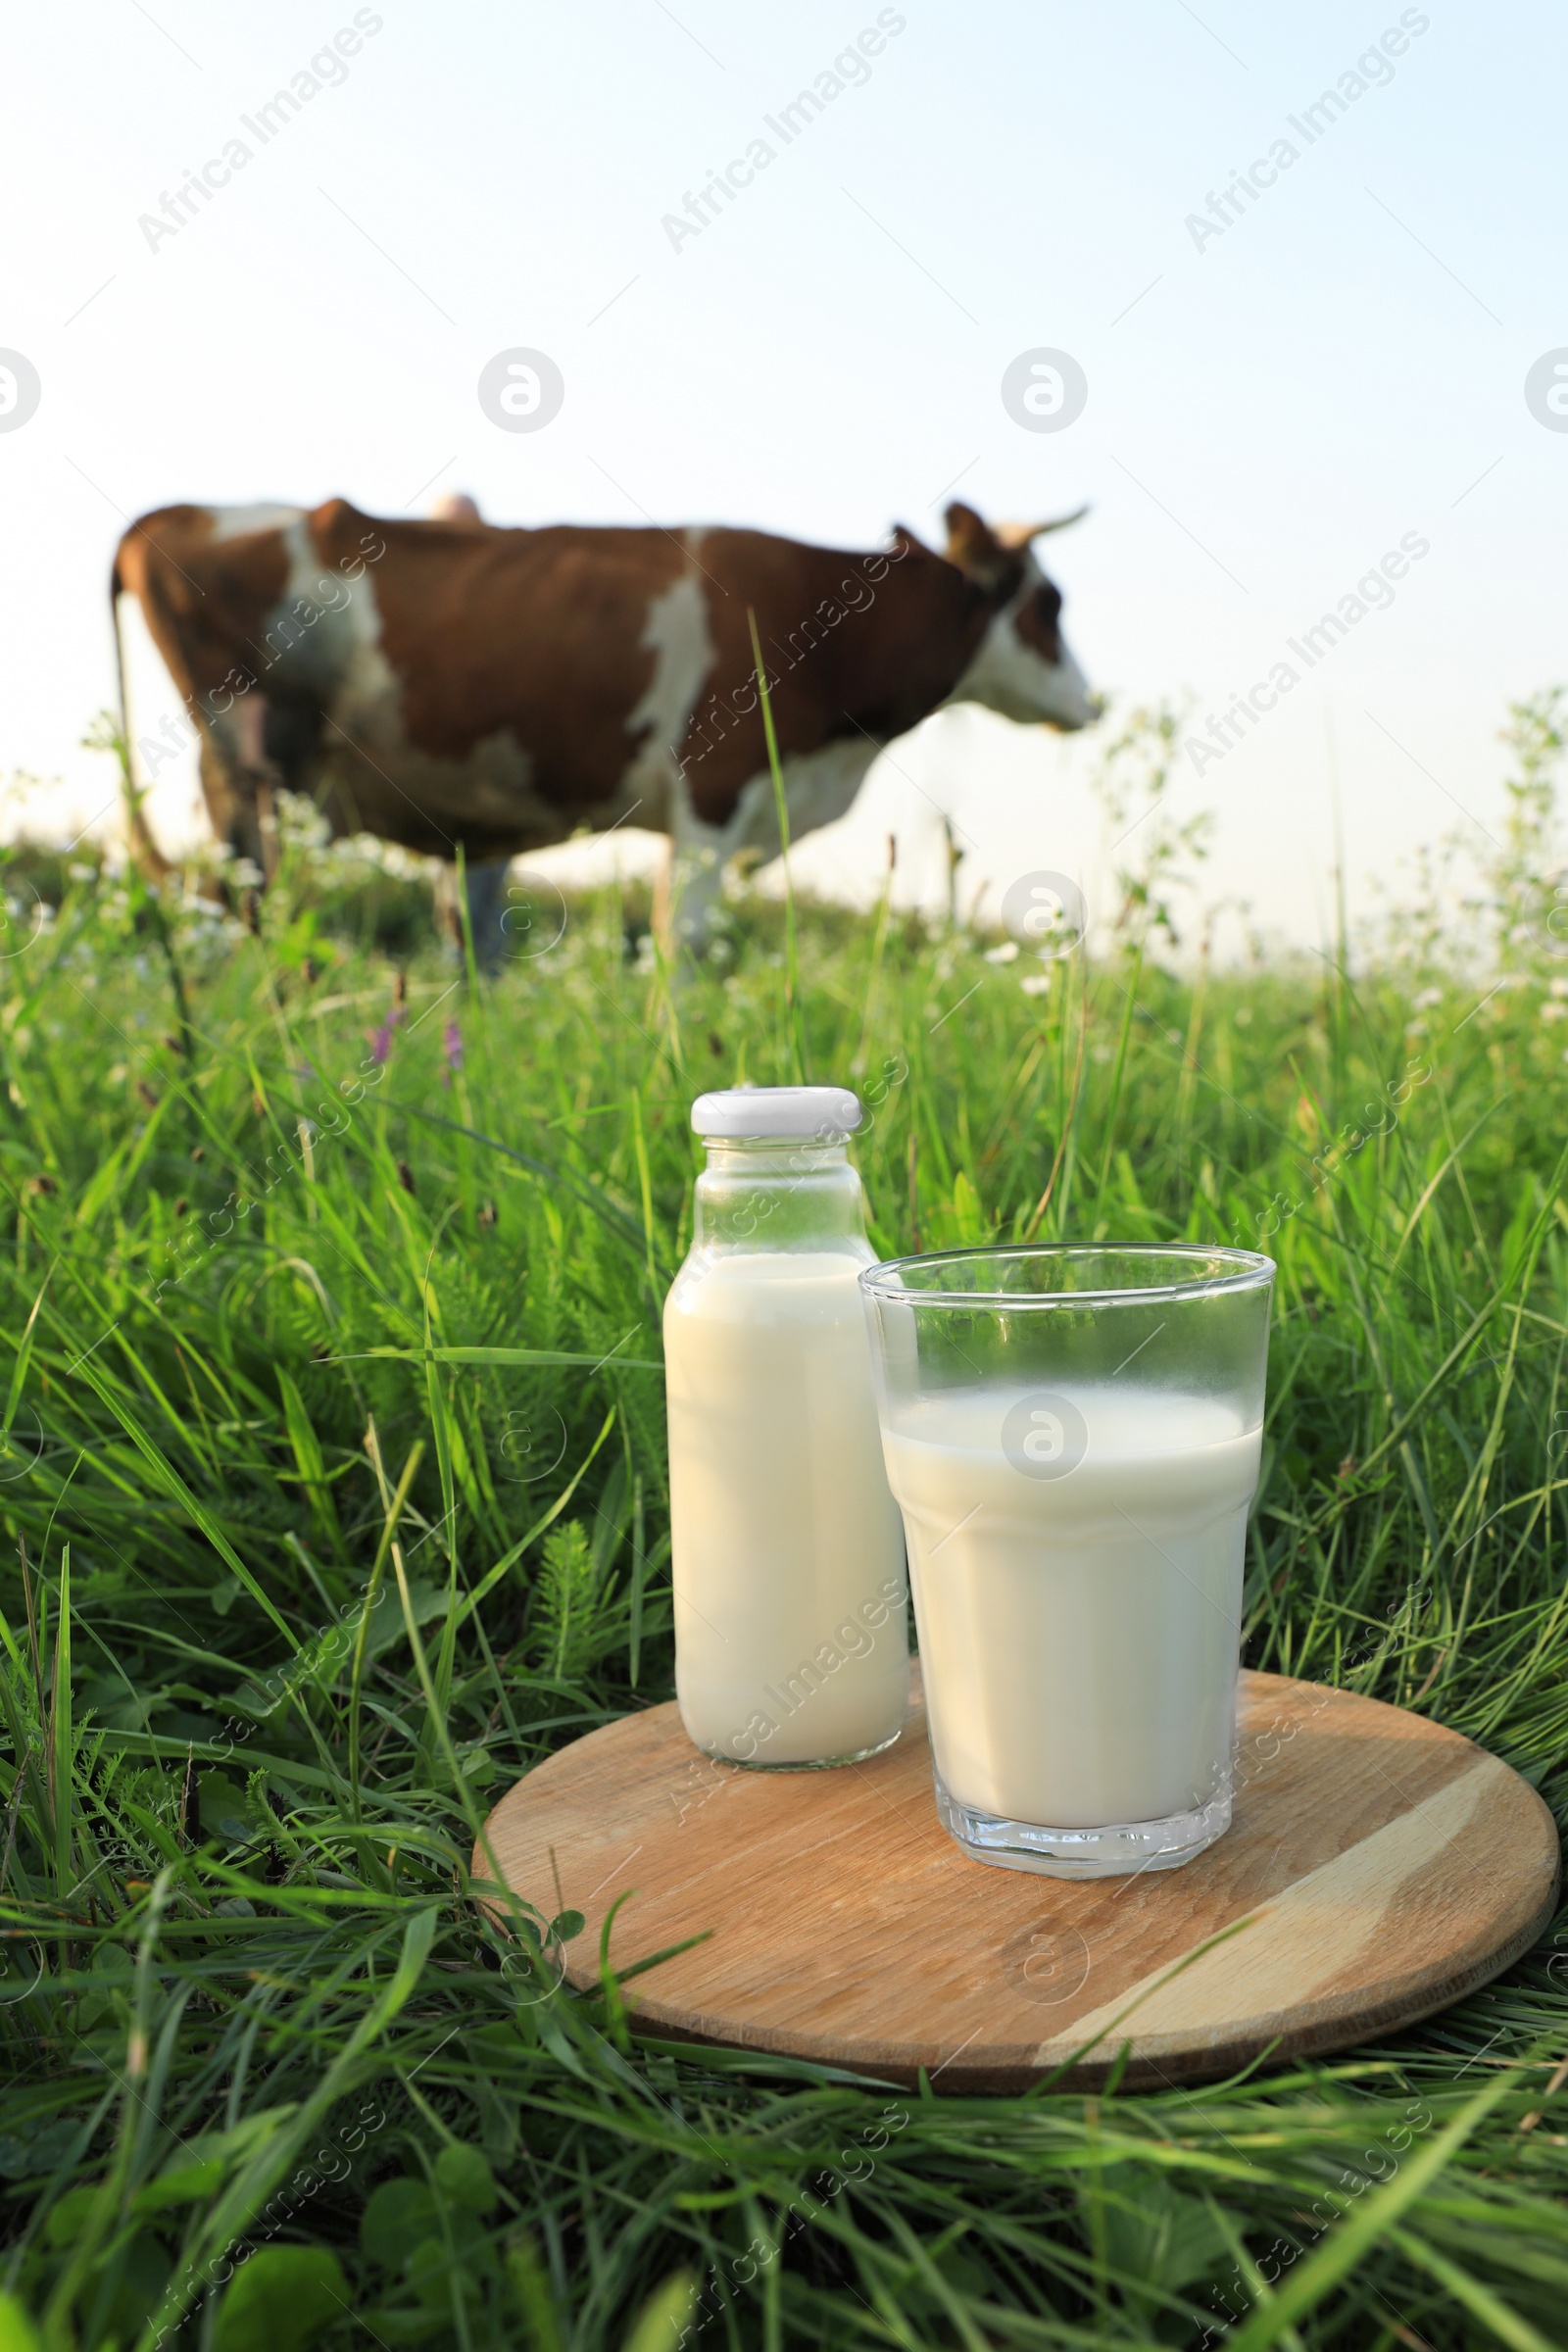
xmin=1 ymin=790 xmax=1567 ymax=2352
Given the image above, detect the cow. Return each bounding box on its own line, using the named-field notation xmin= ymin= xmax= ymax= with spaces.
xmin=111 ymin=494 xmax=1096 ymax=956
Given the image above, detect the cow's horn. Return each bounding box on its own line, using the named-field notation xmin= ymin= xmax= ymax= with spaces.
xmin=994 ymin=507 xmax=1090 ymax=550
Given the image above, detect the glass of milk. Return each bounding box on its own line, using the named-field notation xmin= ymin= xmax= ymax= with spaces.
xmin=664 ymin=1086 xmax=909 ymax=1769
xmin=859 ymin=1245 xmax=1274 ymax=1876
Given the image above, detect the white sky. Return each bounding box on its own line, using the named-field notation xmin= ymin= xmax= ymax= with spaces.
xmin=3 ymin=1 xmax=1565 ymax=954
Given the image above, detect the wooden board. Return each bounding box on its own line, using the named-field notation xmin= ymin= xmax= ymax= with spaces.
xmin=475 ymin=1666 xmax=1560 ymax=2093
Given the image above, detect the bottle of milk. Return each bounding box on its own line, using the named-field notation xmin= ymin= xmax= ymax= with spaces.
xmin=664 ymin=1086 xmax=909 ymax=1768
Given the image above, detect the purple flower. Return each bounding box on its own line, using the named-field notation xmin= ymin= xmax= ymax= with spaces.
xmin=441 ymin=1018 xmax=465 ymax=1085
xmin=367 ymin=1004 xmax=404 ymax=1066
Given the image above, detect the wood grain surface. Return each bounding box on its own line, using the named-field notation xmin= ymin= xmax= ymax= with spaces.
xmin=474 ymin=1667 xmax=1560 ymax=2092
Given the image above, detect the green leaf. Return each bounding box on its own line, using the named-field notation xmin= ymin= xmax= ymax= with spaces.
xmin=71 ymin=1354 xmax=295 ymax=1643
xmin=134 ymin=2159 xmax=227 ymax=2212
xmin=276 ymin=1364 xmax=346 ymax=1559
xmin=405 ymin=2235 xmax=458 ymax=2307
xmin=506 ymin=2231 xmax=564 ymax=2352
xmin=532 ymin=1519 xmax=606 ymax=1682
xmin=361 ymin=2176 xmax=437 ymax=2269
xmin=333 ymin=1345 xmax=662 ymax=1370
xmin=43 ymin=2182 xmax=99 ymax=2247
xmin=1099 ymin=2170 xmax=1233 ymax=2321
xmin=549 ymin=1908 xmax=585 ymax=1942
xmin=620 ymin=2270 xmax=698 ymax=2352
xmin=948 ymin=1169 xmax=989 ymax=1245
xmin=195 ymin=1769 xmax=260 ymax=1845
xmin=1224 ymin=2079 xmax=1511 ymax=2351
xmin=0 ymin=2291 xmax=42 ymax=2352
xmin=165 ymin=1909 xmax=438 ymax=2345
xmin=214 ymin=2246 xmax=349 ymax=2352
xmin=51 ymin=1542 xmax=72 ymax=1900
xmin=434 ymin=2141 xmax=499 ymax=2215
xmin=1 ymin=1267 xmax=51 ymax=1452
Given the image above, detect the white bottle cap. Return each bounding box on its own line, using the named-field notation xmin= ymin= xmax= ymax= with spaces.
xmin=691 ymin=1085 xmax=863 ymax=1139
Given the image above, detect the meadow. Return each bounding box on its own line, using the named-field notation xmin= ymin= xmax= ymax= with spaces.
xmin=1 ymin=702 xmax=1566 ymax=2351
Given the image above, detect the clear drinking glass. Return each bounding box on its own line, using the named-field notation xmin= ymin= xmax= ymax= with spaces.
xmin=859 ymin=1245 xmax=1274 ymax=1877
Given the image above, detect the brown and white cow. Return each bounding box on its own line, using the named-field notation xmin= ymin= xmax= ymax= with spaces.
xmin=112 ymin=495 xmax=1095 ymax=951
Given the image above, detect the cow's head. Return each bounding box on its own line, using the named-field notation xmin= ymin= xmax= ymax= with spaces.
xmin=941 ymin=502 xmax=1097 ymax=730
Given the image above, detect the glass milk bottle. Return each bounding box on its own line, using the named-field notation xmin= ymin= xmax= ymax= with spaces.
xmin=664 ymin=1087 xmax=909 ymax=1768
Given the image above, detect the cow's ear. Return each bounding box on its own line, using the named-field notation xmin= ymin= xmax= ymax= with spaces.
xmin=887 ymin=523 xmax=928 ymax=560
xmin=944 ymin=503 xmax=1019 ymax=594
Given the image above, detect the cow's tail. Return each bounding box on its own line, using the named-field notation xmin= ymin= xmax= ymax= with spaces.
xmin=109 ymin=543 xmax=174 ymax=882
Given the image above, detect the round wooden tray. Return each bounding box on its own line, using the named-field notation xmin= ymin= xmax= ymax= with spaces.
xmin=474 ymin=1666 xmax=1559 ymax=2093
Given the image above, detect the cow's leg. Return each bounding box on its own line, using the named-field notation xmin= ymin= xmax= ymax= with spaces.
xmin=435 ymin=857 xmax=514 ymax=971
xmin=698 ymin=739 xmax=882 ymax=929
xmin=661 ymin=737 xmax=882 ymax=957
xmin=465 ymin=857 xmax=514 ymax=971
xmin=229 ymin=695 xmax=284 ymax=881
xmin=197 ymin=734 xmax=266 ymax=880
xmin=194 ymin=692 xmax=294 ymax=889
xmin=254 ymin=781 xmax=280 ymax=883
xmin=736 ymin=739 xmax=882 ymax=858
xmin=663 ymin=801 xmax=732 ymax=959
